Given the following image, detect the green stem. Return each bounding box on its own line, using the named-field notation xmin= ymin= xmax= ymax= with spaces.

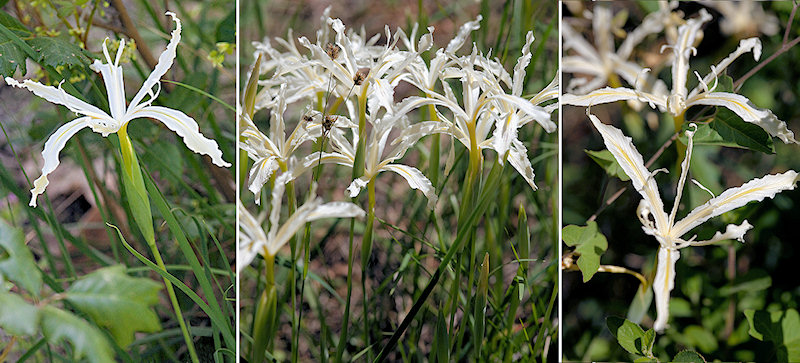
xmin=673 ymin=113 xmax=686 ymax=166
xmin=361 ymin=179 xmax=376 ymax=361
xmin=335 ymin=219 xmax=357 ymax=363
xmin=252 ymin=254 xmax=277 ymax=363
xmin=118 ymin=126 xmax=199 ymax=363
xmin=452 ymin=121 xmax=483 ymax=352
xmin=427 ymin=103 xmax=441 ymax=188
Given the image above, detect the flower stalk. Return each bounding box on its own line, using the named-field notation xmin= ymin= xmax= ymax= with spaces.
xmin=117 ymin=126 xmax=199 ymax=363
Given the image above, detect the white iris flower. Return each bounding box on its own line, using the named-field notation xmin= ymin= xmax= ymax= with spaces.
xmin=588 ymin=112 xmax=800 ymax=332
xmin=564 ymin=9 xmax=798 ymax=145
xmin=5 ymin=12 xmax=230 ymax=207
xmin=238 ymin=174 xmax=365 ymax=271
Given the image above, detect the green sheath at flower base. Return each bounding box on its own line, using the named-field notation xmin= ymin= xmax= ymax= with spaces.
xmin=251 ymin=256 xmax=277 ymax=363
xmin=117 ymin=125 xmax=154 ymax=243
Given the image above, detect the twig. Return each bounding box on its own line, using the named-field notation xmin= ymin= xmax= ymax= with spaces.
xmin=109 ymin=0 xmax=157 ymax=70
xmin=0 ymin=336 xmax=16 ymax=362
xmin=735 ymin=1 xmax=800 ymax=91
xmin=89 ymin=19 xmax=128 ymax=35
xmin=784 ymin=1 xmax=799 ymax=45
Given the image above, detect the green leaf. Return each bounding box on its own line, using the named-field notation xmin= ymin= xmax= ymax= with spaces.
xmin=65 ymin=265 xmax=162 ymax=347
xmin=0 ymin=289 xmax=41 ymax=336
xmin=683 ymin=325 xmax=718 ymax=353
xmin=673 ymin=350 xmax=707 ymax=362
xmin=215 ymin=10 xmax=235 ymax=43
xmin=641 ymin=328 xmax=655 ymax=357
xmin=709 ymin=108 xmax=775 ymax=154
xmin=432 ymin=309 xmax=450 ymax=363
xmin=0 ymin=219 xmax=43 ymax=295
xmin=606 ymin=316 xmax=647 ymax=356
xmin=715 ymin=75 xmax=735 ymax=93
xmin=563 ymin=221 xmax=608 ymax=282
xmin=585 ymin=149 xmax=630 ymax=181
xmin=28 ymin=37 xmax=91 ymax=69
xmin=0 ymin=10 xmax=31 ymax=36
xmin=40 ymin=305 xmax=115 ymax=363
xmin=744 ymin=308 xmax=800 ymax=362
xmin=53 ymin=0 xmax=77 ymax=18
xmin=719 ymin=269 xmax=772 ymax=296
xmin=0 ymin=25 xmax=27 ymax=76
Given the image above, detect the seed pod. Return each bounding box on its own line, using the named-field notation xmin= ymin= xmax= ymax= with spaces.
xmin=325 ymin=43 xmax=340 ymax=60
xmin=323 ymin=115 xmax=337 ymax=131
xmin=353 ymin=68 xmax=370 ymax=85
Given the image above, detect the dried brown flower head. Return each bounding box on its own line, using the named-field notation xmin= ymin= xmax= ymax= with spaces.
xmin=324 ymin=43 xmax=340 ymax=60
xmin=353 ymin=68 xmax=370 ymax=86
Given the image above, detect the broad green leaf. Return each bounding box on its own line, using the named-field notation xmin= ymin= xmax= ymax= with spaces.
xmin=585 ymin=149 xmax=630 ymax=181
xmin=563 ymin=221 xmax=608 ymax=282
xmin=0 ymin=289 xmax=40 ymax=336
xmin=683 ymin=325 xmax=718 ymax=353
xmin=53 ymin=0 xmax=77 ymax=18
xmin=0 ymin=25 xmax=27 ymax=76
xmin=215 ymin=10 xmax=235 ymax=43
xmin=28 ymin=37 xmax=91 ymax=69
xmin=719 ymin=269 xmax=772 ymax=296
xmin=40 ymin=305 xmax=115 ymax=363
xmin=715 ymin=75 xmax=735 ymax=93
xmin=744 ymin=308 xmax=800 ymax=362
xmin=641 ymin=328 xmax=655 ymax=357
xmin=606 ymin=316 xmax=647 ymax=356
xmin=679 ymin=122 xmax=727 ymax=146
xmin=0 ymin=219 xmax=43 ymax=295
xmin=65 ymin=265 xmax=162 ymax=347
xmin=0 ymin=10 xmax=30 ymax=36
xmin=709 ymin=108 xmax=775 ymax=154
xmin=673 ymin=350 xmax=707 ymax=362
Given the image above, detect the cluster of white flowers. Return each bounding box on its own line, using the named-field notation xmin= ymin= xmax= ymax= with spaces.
xmin=564 ymin=3 xmax=799 ymax=333
xmin=239 ymin=9 xmax=558 ymax=265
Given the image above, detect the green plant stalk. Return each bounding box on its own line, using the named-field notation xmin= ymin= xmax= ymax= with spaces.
xmin=533 ymin=280 xmax=558 ymax=360
xmin=335 ymin=219 xmax=357 ymax=363
xmin=502 ymin=281 xmax=522 ymax=363
xmin=427 ymin=104 xmax=441 ymax=188
xmin=453 ymin=120 xmax=483 ymax=351
xmin=117 ymin=126 xmax=199 ymax=363
xmin=361 ymin=178 xmax=376 ymax=361
xmin=473 ymin=253 xmax=489 ymax=358
xmin=295 ymin=119 xmax=333 ymax=362
xmin=284 ymin=174 xmax=300 ymax=363
xmin=673 ymin=112 xmax=686 ymax=165
xmin=375 ymin=162 xmax=504 ymax=362
xmin=252 ymin=254 xmax=278 ymax=363
xmin=335 ymin=85 xmax=369 ymax=362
